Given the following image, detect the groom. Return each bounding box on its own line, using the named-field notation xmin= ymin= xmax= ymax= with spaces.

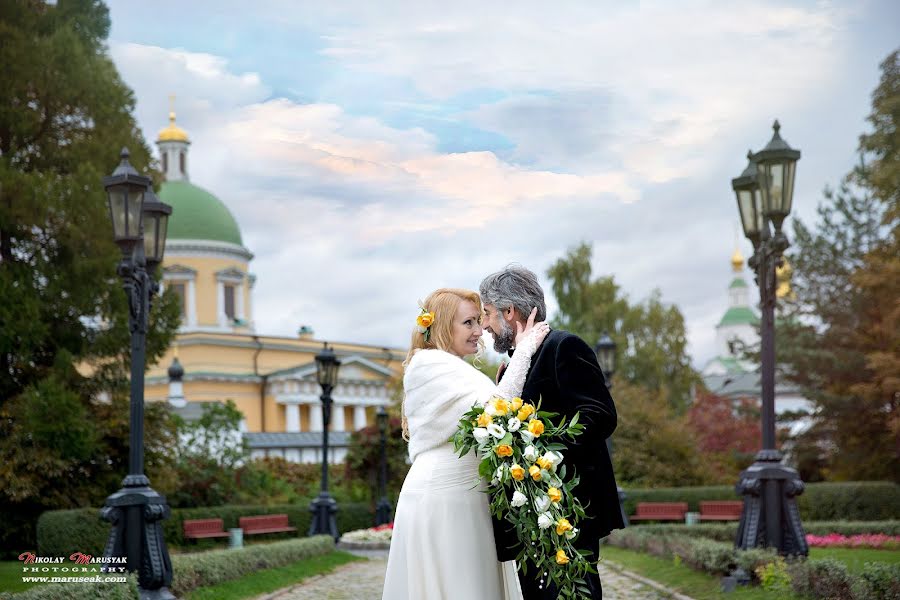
xmin=480 ymin=265 xmax=624 ymax=600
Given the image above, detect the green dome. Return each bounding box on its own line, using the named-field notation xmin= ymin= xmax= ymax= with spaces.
xmin=159 ymin=181 xmax=243 ymax=245
xmin=717 ymin=306 xmax=759 ymax=327
xmin=729 ymin=277 xmax=748 ymax=289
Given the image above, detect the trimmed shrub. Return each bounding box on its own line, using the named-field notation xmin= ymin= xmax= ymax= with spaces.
xmin=36 ymin=508 xmax=110 ymax=557
xmin=623 ymin=520 xmax=900 ymax=544
xmin=621 ymin=481 xmax=900 ymax=521
xmin=0 ymin=574 xmax=138 ymax=600
xmin=788 ymin=558 xmax=855 ymax=600
xmin=170 ymin=535 xmax=334 ymax=597
xmin=853 ymin=562 xmax=900 ymax=600
xmin=36 ymin=501 xmax=375 ymax=556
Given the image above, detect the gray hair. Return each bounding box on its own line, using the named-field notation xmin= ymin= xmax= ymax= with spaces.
xmin=479 ymin=265 xmax=547 ymax=322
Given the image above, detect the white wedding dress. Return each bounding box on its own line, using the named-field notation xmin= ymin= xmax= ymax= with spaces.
xmin=381 ymin=334 xmax=539 ymax=600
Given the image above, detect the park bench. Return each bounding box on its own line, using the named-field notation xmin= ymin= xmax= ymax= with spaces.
xmin=629 ymin=502 xmax=689 ymax=522
xmin=239 ymin=514 xmax=297 ymax=536
xmin=183 ymin=518 xmax=230 ymax=540
xmin=699 ymin=500 xmax=744 ymax=521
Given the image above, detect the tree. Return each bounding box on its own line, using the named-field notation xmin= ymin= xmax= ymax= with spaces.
xmin=778 ymin=49 xmax=899 ymax=482
xmin=686 ymin=391 xmax=761 ymax=483
xmin=547 ymin=242 xmax=698 ymax=411
xmin=0 ymin=1 xmax=180 ymax=554
xmin=609 ymin=377 xmax=709 ymax=487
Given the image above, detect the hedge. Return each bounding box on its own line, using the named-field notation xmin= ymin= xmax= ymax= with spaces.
xmin=37 ymin=501 xmax=376 ymax=557
xmin=0 ymin=574 xmax=138 ymax=600
xmin=607 ymin=528 xmax=900 ymax=599
xmin=621 ymin=481 xmax=900 ymax=521
xmin=622 ymin=521 xmax=900 ymax=543
xmin=170 ymin=535 xmax=334 ymax=597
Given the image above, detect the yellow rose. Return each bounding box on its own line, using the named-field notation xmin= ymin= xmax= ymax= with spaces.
xmin=495 ymin=444 xmax=513 ymax=458
xmin=511 ymin=397 xmax=524 ymax=412
xmin=548 ymin=487 xmax=562 ymax=503
xmin=477 ymin=412 xmax=493 ymax=427
xmin=510 ymin=464 xmax=526 ymax=481
xmin=493 ymin=398 xmax=510 ymax=415
xmin=556 ymin=549 xmax=569 ymax=565
xmin=517 ymin=403 xmax=535 ymax=421
xmin=537 ymin=456 xmax=553 ymax=471
xmin=417 ymin=312 xmax=434 ymax=328
xmin=529 ymin=465 xmax=542 ymax=481
xmin=556 ymin=518 xmax=573 ymax=536
xmin=527 ymin=419 xmax=545 ymax=437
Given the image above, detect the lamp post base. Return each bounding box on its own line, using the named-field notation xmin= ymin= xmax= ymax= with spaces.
xmin=308 ymin=492 xmax=340 ymax=541
xmin=734 ymin=451 xmax=808 ymax=556
xmin=100 ymin=481 xmax=174 ymax=599
xmin=375 ymin=498 xmax=393 ymax=526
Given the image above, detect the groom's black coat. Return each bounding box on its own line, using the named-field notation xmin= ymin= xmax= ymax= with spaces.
xmin=492 ymin=329 xmax=625 ymax=563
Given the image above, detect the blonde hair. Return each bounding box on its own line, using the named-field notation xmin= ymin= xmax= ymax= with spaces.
xmin=401 ymin=288 xmax=484 ymax=440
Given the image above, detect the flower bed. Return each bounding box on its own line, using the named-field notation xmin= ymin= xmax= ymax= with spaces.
xmin=806 ymin=533 xmax=900 ymax=550
xmin=338 ymin=524 xmax=393 ymax=549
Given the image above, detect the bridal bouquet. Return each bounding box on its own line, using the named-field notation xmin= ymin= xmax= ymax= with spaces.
xmin=451 ymin=396 xmax=597 ymax=599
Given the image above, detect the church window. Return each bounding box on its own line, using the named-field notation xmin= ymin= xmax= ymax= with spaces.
xmin=162 ymin=152 xmax=168 ymax=173
xmin=224 ymin=284 xmax=236 ymax=321
xmin=179 ymin=151 xmax=185 ymax=174
xmin=169 ymin=283 xmax=186 ymax=319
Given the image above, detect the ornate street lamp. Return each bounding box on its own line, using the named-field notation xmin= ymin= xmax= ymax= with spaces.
xmin=375 ymin=406 xmax=393 ymax=526
xmin=732 ymin=122 xmax=807 ymax=556
xmin=594 ymin=332 xmax=628 ymax=527
xmin=142 ymin=186 xmax=172 ymax=274
xmin=100 ymin=148 xmax=176 ymax=599
xmin=309 ymin=343 xmax=341 ymax=541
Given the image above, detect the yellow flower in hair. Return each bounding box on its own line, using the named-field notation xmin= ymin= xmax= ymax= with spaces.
xmin=495 ymin=444 xmax=513 ymax=458
xmin=511 ymin=397 xmax=523 ymax=412
xmin=548 ymin=487 xmax=562 ymax=503
xmin=556 ymin=518 xmax=573 ymax=536
xmin=556 ymin=549 xmax=569 ymax=565
xmin=477 ymin=412 xmax=493 ymax=428
xmin=527 ymin=419 xmax=545 ymax=437
xmin=510 ymin=464 xmax=526 ymax=481
xmin=417 ymin=312 xmax=434 ymax=328
xmin=529 ymin=465 xmax=542 ymax=481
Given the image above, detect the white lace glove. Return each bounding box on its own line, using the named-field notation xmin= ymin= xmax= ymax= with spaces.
xmin=494 ymin=323 xmax=549 ymax=400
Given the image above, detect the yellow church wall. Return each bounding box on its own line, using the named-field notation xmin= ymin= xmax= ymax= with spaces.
xmin=301 ymin=405 xmax=311 ymax=432
xmin=162 ymin=254 xmax=250 ymax=327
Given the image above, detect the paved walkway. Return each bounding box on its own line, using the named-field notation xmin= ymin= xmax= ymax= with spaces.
xmin=262 ymin=549 xmax=688 ymax=600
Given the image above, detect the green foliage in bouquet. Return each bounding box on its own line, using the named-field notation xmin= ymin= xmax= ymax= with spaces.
xmin=451 ymin=395 xmax=596 ymax=599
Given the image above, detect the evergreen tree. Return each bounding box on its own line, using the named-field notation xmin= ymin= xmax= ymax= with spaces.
xmin=0 ymin=0 xmax=180 ymax=554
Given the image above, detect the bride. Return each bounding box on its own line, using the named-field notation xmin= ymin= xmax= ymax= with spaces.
xmin=382 ymin=288 xmax=549 ymax=600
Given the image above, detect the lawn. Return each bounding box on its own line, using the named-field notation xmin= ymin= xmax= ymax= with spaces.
xmin=184 ymin=550 xmax=362 ymax=600
xmin=810 ymin=546 xmax=900 ymax=573
xmin=601 ymin=546 xmax=801 ymax=600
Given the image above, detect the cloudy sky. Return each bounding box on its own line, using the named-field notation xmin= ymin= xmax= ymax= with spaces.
xmin=106 ymin=0 xmax=898 ymax=367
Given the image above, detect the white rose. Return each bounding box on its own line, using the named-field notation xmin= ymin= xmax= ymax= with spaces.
xmin=523 ymin=445 xmax=538 ymax=462
xmin=520 ymin=430 xmax=535 ymax=443
xmin=565 ymin=527 xmax=578 ymax=540
xmin=495 ymin=466 xmax=506 ymax=482
xmin=537 ymin=512 xmax=554 ymax=529
xmin=487 ymin=423 xmax=506 ymax=439
xmin=507 ymin=417 xmax=522 ymax=432
xmin=541 ymin=451 xmax=561 ymax=471
xmin=534 ymin=495 xmax=551 ymax=513
xmin=511 ymin=491 xmax=528 ymax=508
xmin=473 ymin=428 xmax=490 ymax=444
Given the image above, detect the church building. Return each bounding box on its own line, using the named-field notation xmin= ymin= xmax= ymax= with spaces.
xmin=143 ymin=111 xmax=407 ymax=463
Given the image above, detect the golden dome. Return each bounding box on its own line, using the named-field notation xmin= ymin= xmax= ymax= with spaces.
xmin=731 ymin=247 xmax=744 ymax=272
xmin=157 ymin=111 xmax=189 ymax=143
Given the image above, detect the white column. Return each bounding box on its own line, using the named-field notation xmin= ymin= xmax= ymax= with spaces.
xmin=187 ymin=278 xmax=197 ymax=327
xmin=286 ymin=404 xmax=300 ymax=433
xmin=236 ymin=282 xmax=245 ymax=321
xmin=216 ymin=281 xmax=227 ymax=327
xmin=332 ymin=403 xmax=345 ymax=431
xmin=354 ymin=405 xmax=367 ymax=431
xmin=310 ymin=402 xmax=323 ymax=431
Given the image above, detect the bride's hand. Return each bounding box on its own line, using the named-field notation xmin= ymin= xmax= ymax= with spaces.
xmin=514 ymin=307 xmax=550 ymax=349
